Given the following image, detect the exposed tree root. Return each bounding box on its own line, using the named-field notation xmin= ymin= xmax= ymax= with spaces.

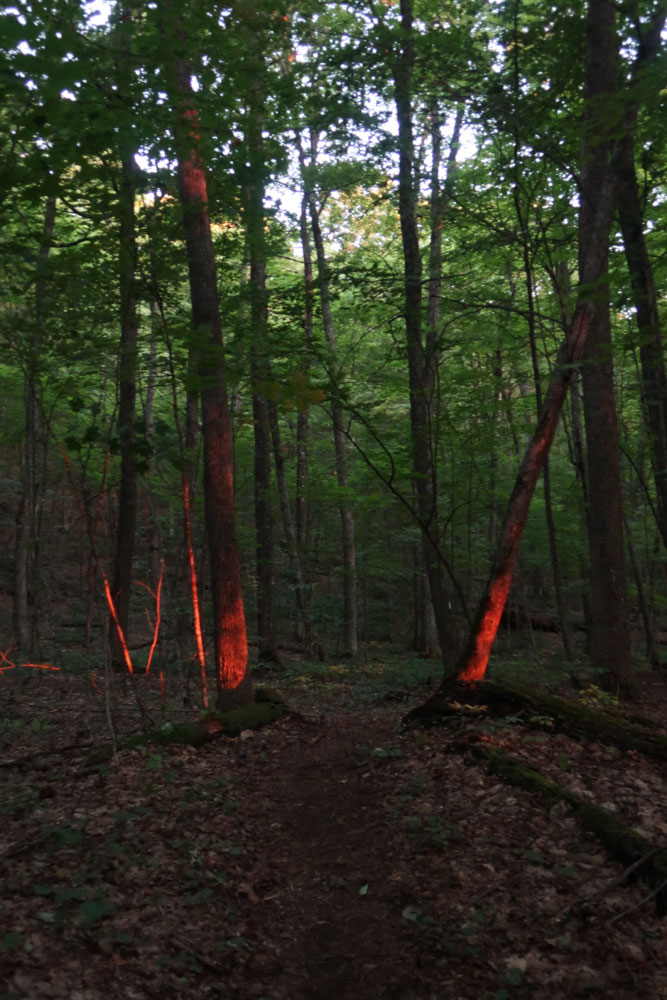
xmin=458 ymin=738 xmax=667 ymax=915
xmin=403 ymin=679 xmax=667 ymax=761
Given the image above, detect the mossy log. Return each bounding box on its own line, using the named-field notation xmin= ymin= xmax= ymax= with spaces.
xmin=201 ymin=700 xmax=285 ymax=736
xmin=460 ymin=740 xmax=667 ymax=915
xmin=87 ymin=721 xmax=214 ymax=764
xmin=404 ymin=679 xmax=667 ymax=762
xmin=87 ymin=691 xmax=287 ymax=764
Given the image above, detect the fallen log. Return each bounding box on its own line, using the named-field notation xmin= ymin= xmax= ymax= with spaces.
xmin=403 ymin=679 xmax=667 ymax=762
xmin=458 ymin=739 xmax=667 ymax=915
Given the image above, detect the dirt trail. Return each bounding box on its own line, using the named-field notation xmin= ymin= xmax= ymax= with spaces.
xmin=256 ymin=711 xmax=427 ymax=1000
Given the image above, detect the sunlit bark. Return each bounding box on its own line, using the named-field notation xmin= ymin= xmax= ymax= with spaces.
xmin=161 ymin=12 xmax=251 ymax=708
xmin=452 ymin=162 xmax=619 ymax=687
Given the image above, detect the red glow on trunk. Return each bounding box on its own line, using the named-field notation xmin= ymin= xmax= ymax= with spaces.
xmin=103 ymin=577 xmax=134 ymax=674
xmin=217 ymin=596 xmax=248 ymax=690
xmin=459 ymin=571 xmax=513 ymax=682
xmin=181 ymin=156 xmax=209 ymax=205
xmin=137 ymin=560 xmax=164 ymax=675
xmin=183 ymin=479 xmax=208 ymax=708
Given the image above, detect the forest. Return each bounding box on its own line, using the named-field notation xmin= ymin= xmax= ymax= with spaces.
xmin=2 ymin=0 xmax=667 ymax=997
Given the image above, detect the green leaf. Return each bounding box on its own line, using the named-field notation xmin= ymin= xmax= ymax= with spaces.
xmin=358 ymin=883 xmax=369 ymax=896
xmin=1 ymin=932 xmax=25 ymax=952
xmin=79 ymin=897 xmax=115 ymax=929
xmin=503 ymin=966 xmax=525 ymax=986
xmin=51 ymin=826 xmax=82 ymax=848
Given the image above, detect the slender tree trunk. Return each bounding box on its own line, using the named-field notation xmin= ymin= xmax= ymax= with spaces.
xmin=269 ymin=401 xmax=313 ymax=647
xmin=245 ymin=54 xmax=278 ymax=663
xmin=623 ymin=509 xmax=661 ymax=666
xmin=301 ymin=133 xmax=358 ymax=656
xmin=511 ymin=222 xmax=572 ymax=661
xmin=13 ymin=192 xmax=57 ymax=656
xmin=109 ymin=149 xmax=139 ymax=668
xmin=161 ymin=21 xmax=251 ymax=708
xmin=296 ymin=193 xmax=314 ymax=643
xmin=393 ymin=0 xmax=459 ymax=680
xmin=618 ymin=133 xmax=667 ymax=546
xmin=579 ymin=0 xmax=632 ymax=692
xmin=616 ymin=9 xmax=667 ymax=546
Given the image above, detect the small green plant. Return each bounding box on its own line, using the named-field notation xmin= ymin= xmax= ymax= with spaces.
xmin=578 ymin=684 xmax=618 ymax=709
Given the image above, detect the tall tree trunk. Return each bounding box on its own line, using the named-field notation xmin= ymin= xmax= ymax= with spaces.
xmin=301 ymin=133 xmax=358 ymax=656
xmin=109 ymin=149 xmax=139 ymax=668
xmin=393 ymin=0 xmax=459 ymax=680
xmin=245 ymin=45 xmax=278 ymax=663
xmin=269 ymin=401 xmax=313 ymax=648
xmin=13 ymin=193 xmax=56 ymax=656
xmin=108 ymin=4 xmax=139 ymax=668
xmin=618 ymin=135 xmax=667 ymax=547
xmin=161 ymin=16 xmax=251 ymax=709
xmin=616 ymin=8 xmax=667 ymax=545
xmin=579 ymin=0 xmax=631 ymax=692
xmin=296 ymin=193 xmax=314 ymax=644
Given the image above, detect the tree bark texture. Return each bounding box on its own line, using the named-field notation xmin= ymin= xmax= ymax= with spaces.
xmin=579 ymin=0 xmax=631 ymax=691
xmin=162 ymin=27 xmax=251 ymax=708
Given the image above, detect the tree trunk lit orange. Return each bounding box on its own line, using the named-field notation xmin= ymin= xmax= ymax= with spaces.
xmin=183 ymin=478 xmax=208 ymax=707
xmin=160 ymin=12 xmax=251 ymax=708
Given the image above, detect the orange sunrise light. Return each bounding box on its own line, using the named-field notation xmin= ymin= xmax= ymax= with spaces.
xmin=137 ymin=560 xmax=164 ymax=675
xmin=183 ymin=479 xmax=208 ymax=708
xmin=217 ymin=596 xmax=248 ymax=689
xmin=103 ymin=577 xmax=134 ymax=674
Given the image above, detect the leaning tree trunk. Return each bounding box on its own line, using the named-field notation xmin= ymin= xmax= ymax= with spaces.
xmin=161 ymin=17 xmax=251 ymax=709
xmin=393 ymin=0 xmax=460 ymax=681
xmin=579 ymin=0 xmax=632 ymax=692
xmin=427 ymin=159 xmax=620 ymax=691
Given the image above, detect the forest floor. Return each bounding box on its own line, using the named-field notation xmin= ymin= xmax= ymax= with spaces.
xmin=2 ymin=649 xmax=667 ymax=999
